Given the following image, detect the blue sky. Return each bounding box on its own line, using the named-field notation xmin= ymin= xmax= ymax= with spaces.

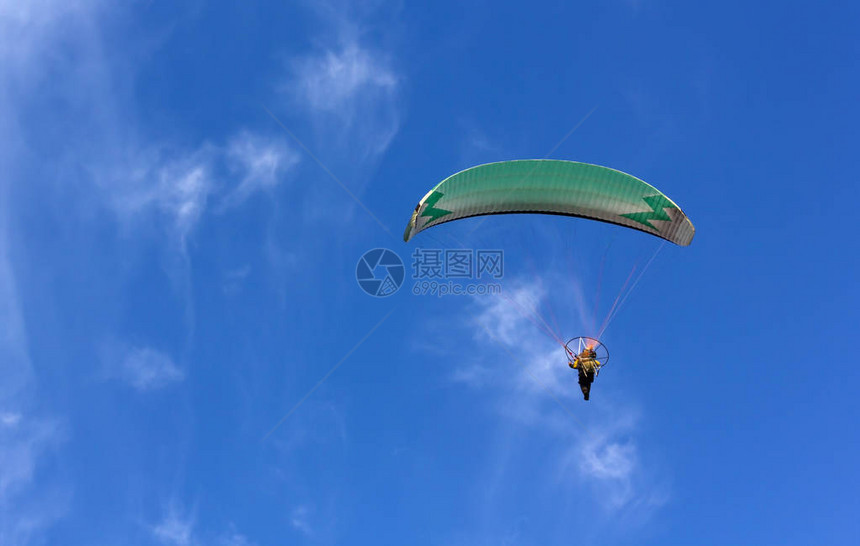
xmin=1 ymin=1 xmax=858 ymax=544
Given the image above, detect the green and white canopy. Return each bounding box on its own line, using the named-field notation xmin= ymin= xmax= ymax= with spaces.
xmin=403 ymin=160 xmax=695 ymax=246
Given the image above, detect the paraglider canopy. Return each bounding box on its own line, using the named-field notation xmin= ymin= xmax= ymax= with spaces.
xmin=403 ymin=160 xmax=695 ymax=246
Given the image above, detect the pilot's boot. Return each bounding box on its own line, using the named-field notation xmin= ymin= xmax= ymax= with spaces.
xmin=580 ymin=383 xmax=590 ymax=401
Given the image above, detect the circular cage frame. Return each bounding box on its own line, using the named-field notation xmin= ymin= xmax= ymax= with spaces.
xmin=564 ymin=337 xmax=610 ymax=368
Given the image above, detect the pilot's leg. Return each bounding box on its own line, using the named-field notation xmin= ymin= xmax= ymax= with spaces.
xmin=578 ymin=370 xmax=590 ymax=400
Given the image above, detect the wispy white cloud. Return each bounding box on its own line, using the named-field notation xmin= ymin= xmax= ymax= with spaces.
xmin=286 ymin=7 xmax=401 ymax=160
xmin=120 ymin=346 xmax=185 ymax=392
xmin=0 ymin=413 xmax=49 ymax=498
xmin=97 ymin=145 xmax=217 ymax=250
xmin=0 ymin=1 xmax=97 ymax=74
xmin=152 ymin=504 xmax=195 ymax=546
xmin=554 ymin=406 xmax=661 ymax=513
xmin=449 ymin=363 xmax=494 ymax=389
xmin=0 ymin=413 xmax=67 ymax=546
xmin=290 ymin=504 xmax=314 ymax=537
xmin=455 ymin=119 xmax=516 ymax=168
xmin=88 ymin=132 xmax=299 ymax=349
xmin=294 ymin=43 xmax=397 ymax=115
xmin=218 ymin=526 xmax=256 ymax=546
xmin=1 ymin=133 xmax=68 ymax=546
xmin=461 ymin=281 xmax=571 ymax=402
xmin=0 ymin=0 xmax=300 ymax=252
xmin=582 ymin=435 xmax=637 ymax=481
xmin=0 ymin=223 xmax=31 ymax=402
xmin=0 ymin=2 xmax=304 ymax=544
xmin=458 ymin=278 xmax=669 ymax=520
xmin=0 ymin=2 xmax=92 ymax=543
xmin=98 ymin=132 xmax=302 ymax=252
xmin=221 ymin=265 xmax=252 ymax=297
xmin=221 ymin=132 xmax=300 ymax=209
xmin=101 ymin=343 xmax=185 ymax=392
xmin=474 ymin=281 xmax=549 ymax=347
xmin=151 ymin=505 xmax=260 ymax=546
xmin=0 ymin=412 xmax=22 ymax=427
